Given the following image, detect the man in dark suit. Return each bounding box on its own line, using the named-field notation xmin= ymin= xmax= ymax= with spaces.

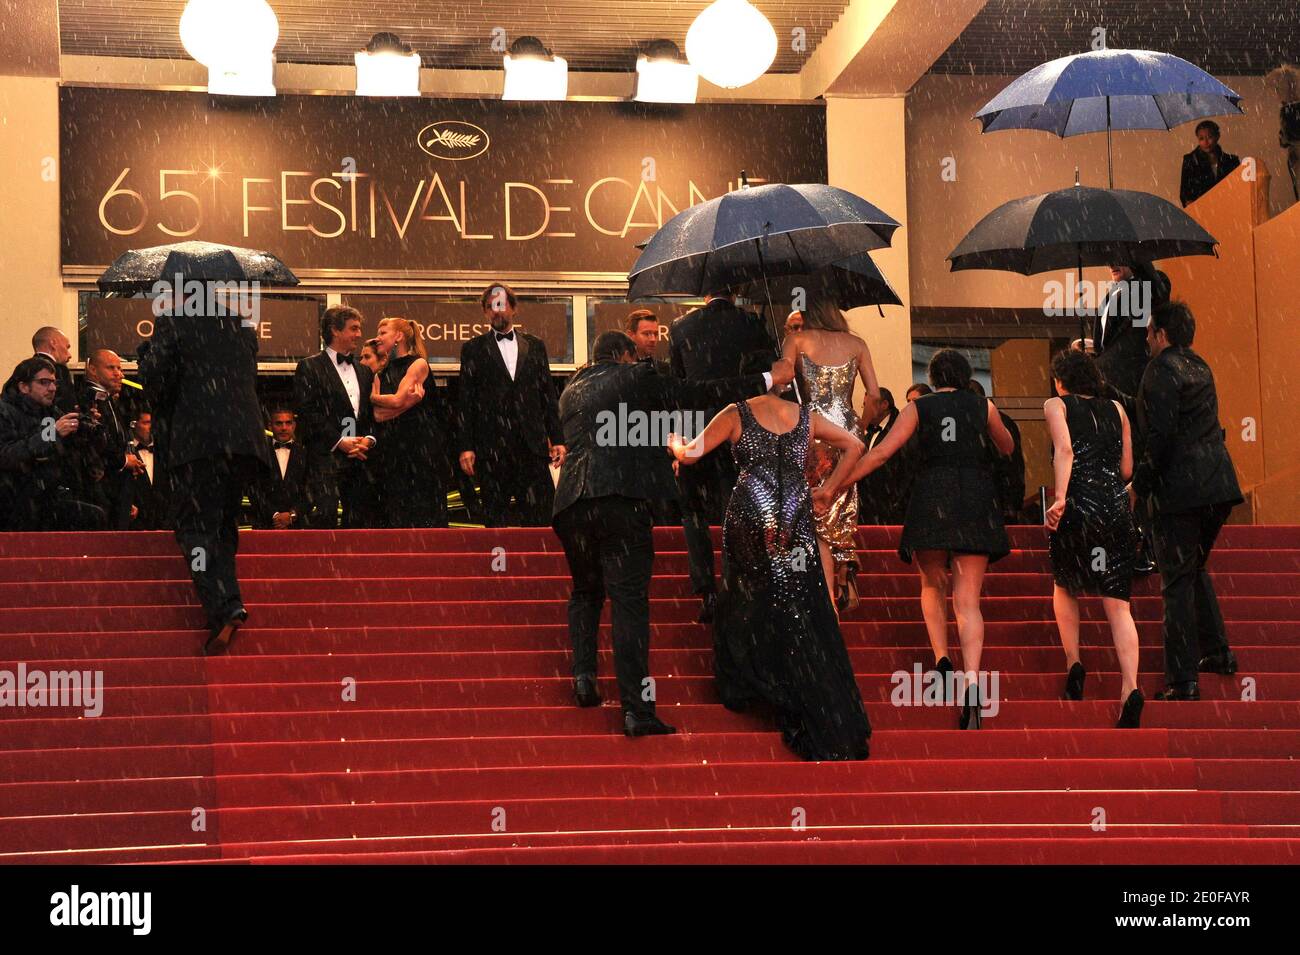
xmin=1090 ymin=263 xmax=1171 ymax=403
xmin=249 ymin=407 xmax=309 ymax=529
xmin=668 ymin=293 xmax=776 ymax=621
xmin=125 ymin=409 xmax=169 ymax=530
xmin=31 ymin=326 xmax=76 ymax=415
xmin=82 ymin=349 xmax=146 ymax=529
xmin=138 ymin=294 xmax=273 ymax=655
xmin=293 ymin=306 xmax=379 ymax=528
xmin=1132 ymin=301 xmax=1243 ymax=701
xmin=457 ymin=283 xmax=564 ymax=527
xmin=553 ymin=330 xmax=792 ymax=736
xmin=626 ymin=308 xmax=678 ymax=526
xmin=856 ymin=388 xmax=916 ymax=525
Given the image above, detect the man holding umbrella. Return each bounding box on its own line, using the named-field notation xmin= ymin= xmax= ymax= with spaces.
xmin=138 ymin=283 xmax=272 ymax=655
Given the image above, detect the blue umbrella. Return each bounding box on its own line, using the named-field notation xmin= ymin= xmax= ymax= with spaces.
xmin=976 ymin=48 xmax=1243 ymax=186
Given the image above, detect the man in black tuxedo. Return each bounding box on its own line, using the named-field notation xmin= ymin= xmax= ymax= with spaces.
xmin=1089 ymin=263 xmax=1171 ymax=403
xmin=293 ymin=306 xmax=379 ymax=528
xmin=626 ymin=308 xmax=678 ymax=526
xmin=31 ymin=326 xmax=76 ymax=415
xmin=249 ymin=408 xmax=309 ymax=529
xmin=856 ymin=388 xmax=916 ymax=525
xmin=457 ymin=283 xmax=564 ymax=527
xmin=125 ymin=410 xmax=169 ymax=530
xmin=668 ymin=292 xmax=776 ymax=621
xmin=138 ymin=296 xmax=272 ymax=655
xmin=552 ymin=330 xmax=792 ymax=736
xmin=82 ymin=349 xmax=147 ymax=529
xmin=1131 ymin=302 xmax=1243 ymax=701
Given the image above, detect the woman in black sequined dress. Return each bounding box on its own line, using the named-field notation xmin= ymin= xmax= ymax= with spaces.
xmin=1044 ymin=350 xmax=1143 ymax=728
xmin=669 ymin=393 xmax=870 ymax=761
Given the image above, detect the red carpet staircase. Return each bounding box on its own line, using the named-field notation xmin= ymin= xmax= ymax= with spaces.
xmin=0 ymin=525 xmax=1297 ymax=864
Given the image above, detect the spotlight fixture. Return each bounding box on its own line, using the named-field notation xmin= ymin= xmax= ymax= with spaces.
xmin=502 ymin=36 xmax=568 ymax=101
xmin=634 ymin=39 xmax=698 ymax=104
xmin=355 ymin=32 xmax=421 ymax=97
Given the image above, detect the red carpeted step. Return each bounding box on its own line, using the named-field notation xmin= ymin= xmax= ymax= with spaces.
xmin=3 ymin=595 xmax=1297 ymax=633
xmin=4 ymin=647 xmax=1296 ymax=685
xmin=5 ymin=546 xmax=1294 ymax=582
xmin=4 ymin=572 xmax=1294 ymax=608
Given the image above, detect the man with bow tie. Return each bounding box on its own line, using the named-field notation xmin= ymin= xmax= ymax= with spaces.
xmin=125 ymin=409 xmax=170 ymax=530
xmin=456 ymin=283 xmax=565 ymax=527
xmin=293 ymin=306 xmax=380 ymax=528
xmin=82 ymin=349 xmax=146 ymax=529
xmin=249 ymin=407 xmax=309 ymax=529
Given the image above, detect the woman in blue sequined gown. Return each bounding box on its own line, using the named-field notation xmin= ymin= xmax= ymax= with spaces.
xmin=668 ymin=392 xmax=870 ymax=761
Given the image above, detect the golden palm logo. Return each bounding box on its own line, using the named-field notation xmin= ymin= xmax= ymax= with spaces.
xmin=417 ymin=121 xmax=490 ymax=160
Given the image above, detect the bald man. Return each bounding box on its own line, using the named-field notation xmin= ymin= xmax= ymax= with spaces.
xmin=84 ymin=348 xmax=145 ymax=528
xmin=31 ymin=326 xmax=75 ymax=415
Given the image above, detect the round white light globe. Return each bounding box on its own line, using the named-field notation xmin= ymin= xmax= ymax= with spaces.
xmin=180 ymin=0 xmax=279 ymax=68
xmin=685 ymin=0 xmax=778 ymax=89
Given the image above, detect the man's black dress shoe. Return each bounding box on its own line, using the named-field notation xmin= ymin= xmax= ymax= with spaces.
xmin=697 ymin=592 xmax=717 ymax=624
xmin=573 ymin=674 xmax=601 ymax=708
xmin=1199 ymin=649 xmax=1238 ymax=676
xmin=1153 ymin=681 xmax=1200 ymax=701
xmin=204 ymin=606 xmax=247 ymax=656
xmin=623 ymin=712 xmax=677 ymax=737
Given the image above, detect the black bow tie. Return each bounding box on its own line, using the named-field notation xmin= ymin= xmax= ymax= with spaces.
xmin=273 ymin=441 xmax=293 ymax=450
xmin=335 ymin=352 xmax=354 ymax=366
xmin=495 ymin=330 xmax=515 ymax=342
xmin=135 ymin=444 xmax=153 ymax=453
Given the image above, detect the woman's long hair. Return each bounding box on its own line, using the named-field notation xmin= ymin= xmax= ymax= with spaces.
xmin=800 ymin=292 xmax=850 ymax=333
xmin=378 ymin=316 xmax=426 ymax=359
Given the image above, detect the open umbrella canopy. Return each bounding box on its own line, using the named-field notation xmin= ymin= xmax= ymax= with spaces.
xmin=627 ymin=183 xmax=900 ymax=300
xmin=975 ymin=48 xmax=1243 ymax=137
xmin=948 ymin=184 xmax=1218 ymax=275
xmin=97 ymin=240 xmax=299 ymax=295
xmin=754 ymin=252 xmax=902 ymax=314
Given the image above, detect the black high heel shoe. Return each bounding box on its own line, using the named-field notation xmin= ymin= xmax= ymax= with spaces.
xmin=959 ymin=683 xmax=982 ymax=730
xmin=1116 ymin=689 xmax=1145 ymax=728
xmin=1063 ymin=661 xmax=1087 ymax=701
xmin=934 ymin=656 xmax=955 ymax=703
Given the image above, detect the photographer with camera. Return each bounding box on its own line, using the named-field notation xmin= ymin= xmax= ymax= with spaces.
xmin=0 ymin=357 xmax=106 ymax=531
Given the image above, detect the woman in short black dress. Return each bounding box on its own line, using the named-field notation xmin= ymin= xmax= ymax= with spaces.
xmin=371 ymin=317 xmax=447 ymax=528
xmin=840 ymin=349 xmax=1014 ymax=729
xmin=1044 ymin=350 xmax=1143 ymax=728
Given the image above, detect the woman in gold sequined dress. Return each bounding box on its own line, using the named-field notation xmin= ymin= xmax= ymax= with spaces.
xmin=783 ymin=294 xmax=880 ymax=611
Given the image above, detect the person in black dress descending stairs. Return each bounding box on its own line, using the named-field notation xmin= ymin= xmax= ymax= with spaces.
xmin=836 ymin=349 xmax=1015 ymax=729
xmin=668 ymin=392 xmax=870 ymax=761
xmin=1044 ymin=350 xmax=1144 ymax=728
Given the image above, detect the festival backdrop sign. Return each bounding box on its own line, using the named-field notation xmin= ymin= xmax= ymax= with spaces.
xmin=60 ymin=88 xmax=827 ymax=274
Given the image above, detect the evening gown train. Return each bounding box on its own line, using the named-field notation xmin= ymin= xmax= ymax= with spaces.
xmin=713 ymin=400 xmax=871 ymax=761
xmin=1048 ymin=394 xmax=1137 ymax=599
